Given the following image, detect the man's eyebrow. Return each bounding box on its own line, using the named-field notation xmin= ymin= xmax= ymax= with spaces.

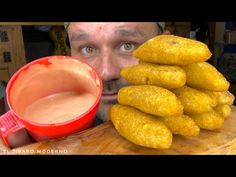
xmin=114 ymin=27 xmax=145 ymax=37
xmin=70 ymin=31 xmax=90 ymax=41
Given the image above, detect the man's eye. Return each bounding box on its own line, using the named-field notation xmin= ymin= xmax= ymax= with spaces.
xmin=120 ymin=42 xmax=135 ymax=52
xmin=81 ymin=46 xmax=95 ymax=55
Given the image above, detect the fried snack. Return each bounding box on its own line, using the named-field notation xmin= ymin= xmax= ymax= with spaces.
xmin=109 ymin=104 xmax=172 ymax=149
xmin=159 ymin=114 xmax=200 ymax=137
xmin=201 ymin=90 xmax=235 ymax=106
xmin=173 ymin=86 xmax=214 ymax=114
xmin=214 ymin=104 xmax=231 ymax=119
xmin=133 ymin=35 xmax=212 ymax=65
xmin=182 ymin=62 xmax=230 ymax=92
xmin=118 ymin=85 xmax=183 ymax=117
xmin=121 ymin=62 xmax=186 ymax=89
xmin=190 ymin=110 xmax=224 ymax=130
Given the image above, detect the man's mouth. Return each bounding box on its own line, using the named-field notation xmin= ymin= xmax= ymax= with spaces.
xmin=102 ymin=93 xmax=117 ymax=101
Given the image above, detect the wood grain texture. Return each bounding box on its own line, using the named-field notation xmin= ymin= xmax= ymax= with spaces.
xmin=0 ymin=26 xmax=26 ymax=83
xmin=5 ymin=106 xmax=236 ymax=154
xmin=0 ymin=136 xmax=11 ymax=154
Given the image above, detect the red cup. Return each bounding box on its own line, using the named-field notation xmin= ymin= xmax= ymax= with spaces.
xmin=0 ymin=56 xmax=102 ymax=147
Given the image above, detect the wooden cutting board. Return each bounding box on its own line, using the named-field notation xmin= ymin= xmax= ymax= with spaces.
xmin=9 ymin=106 xmax=236 ymax=154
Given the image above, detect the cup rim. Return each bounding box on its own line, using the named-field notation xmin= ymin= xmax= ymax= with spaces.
xmin=6 ymin=55 xmax=103 ymax=127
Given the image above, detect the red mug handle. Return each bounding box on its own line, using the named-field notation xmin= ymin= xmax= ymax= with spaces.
xmin=0 ymin=111 xmax=25 ymax=147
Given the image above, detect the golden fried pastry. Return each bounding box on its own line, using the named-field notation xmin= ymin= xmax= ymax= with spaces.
xmin=214 ymin=104 xmax=231 ymax=119
xmin=182 ymin=62 xmax=230 ymax=92
xmin=109 ymin=104 xmax=172 ymax=149
xmin=201 ymin=90 xmax=235 ymax=106
xmin=121 ymin=62 xmax=186 ymax=89
xmin=159 ymin=114 xmax=200 ymax=137
xmin=118 ymin=85 xmax=183 ymax=117
xmin=133 ymin=35 xmax=212 ymax=65
xmin=173 ymin=86 xmax=214 ymax=114
xmin=190 ymin=110 xmax=224 ymax=130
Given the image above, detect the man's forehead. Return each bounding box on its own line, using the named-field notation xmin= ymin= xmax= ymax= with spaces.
xmin=69 ymin=24 xmax=150 ymax=42
xmin=68 ymin=22 xmax=158 ymax=38
xmin=69 ymin=22 xmax=156 ymax=31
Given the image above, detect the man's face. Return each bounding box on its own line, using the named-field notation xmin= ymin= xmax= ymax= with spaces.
xmin=68 ymin=22 xmax=159 ymax=121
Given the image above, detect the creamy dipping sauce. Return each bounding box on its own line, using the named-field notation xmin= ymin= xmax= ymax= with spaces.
xmin=23 ymin=91 xmax=96 ymax=124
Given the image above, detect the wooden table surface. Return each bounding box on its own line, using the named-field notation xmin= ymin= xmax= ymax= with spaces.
xmin=1 ymin=106 xmax=236 ymax=155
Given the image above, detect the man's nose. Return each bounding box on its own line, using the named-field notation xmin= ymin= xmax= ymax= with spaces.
xmin=97 ymin=52 xmax=121 ymax=82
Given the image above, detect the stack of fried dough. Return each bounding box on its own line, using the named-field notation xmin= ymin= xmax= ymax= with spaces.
xmin=109 ymin=35 xmax=235 ymax=149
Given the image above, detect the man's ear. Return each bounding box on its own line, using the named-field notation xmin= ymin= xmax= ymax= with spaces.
xmin=66 ymin=35 xmax=71 ymax=49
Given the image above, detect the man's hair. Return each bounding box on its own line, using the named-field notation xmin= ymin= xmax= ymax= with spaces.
xmin=157 ymin=22 xmax=165 ymax=33
xmin=64 ymin=22 xmax=165 ymax=33
xmin=64 ymin=22 xmax=70 ymax=30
